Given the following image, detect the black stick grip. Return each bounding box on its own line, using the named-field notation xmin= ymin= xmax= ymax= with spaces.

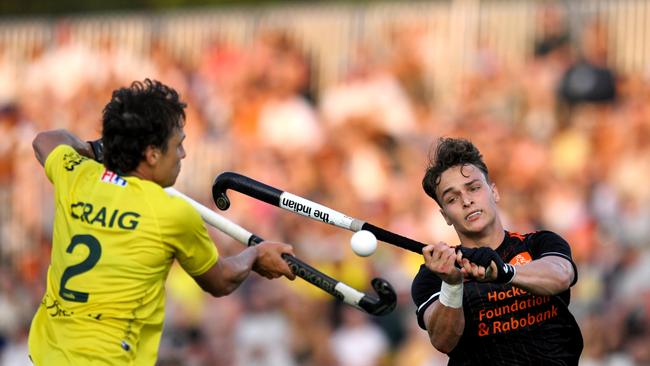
xmin=282 ymin=254 xmax=344 ymax=301
xmin=248 ymin=230 xmax=343 ymax=300
xmin=213 ymin=172 xmax=282 ymax=210
xmin=361 ymin=222 xmax=425 ymax=254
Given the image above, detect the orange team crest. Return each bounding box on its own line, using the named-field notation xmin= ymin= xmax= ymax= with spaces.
xmin=509 ymin=252 xmax=532 ymax=266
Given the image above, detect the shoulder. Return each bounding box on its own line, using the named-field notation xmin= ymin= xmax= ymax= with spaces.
xmin=411 ymin=264 xmax=442 ymax=302
xmin=515 ymin=230 xmax=575 ymax=270
xmin=144 ymin=185 xmax=197 ymax=213
xmin=145 ymin=187 xmax=204 ymax=228
xmin=45 ymin=144 xmax=84 ymax=169
xmin=411 ymin=264 xmax=443 ymax=330
xmin=526 ymin=230 xmax=567 ymax=242
xmin=413 ymin=263 xmax=439 ymax=282
xmin=525 ymin=230 xmax=571 ymax=252
xmin=505 ymin=230 xmax=569 ymax=249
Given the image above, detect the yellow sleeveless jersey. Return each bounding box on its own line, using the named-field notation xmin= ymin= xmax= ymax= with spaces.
xmin=28 ymin=145 xmax=218 ymax=365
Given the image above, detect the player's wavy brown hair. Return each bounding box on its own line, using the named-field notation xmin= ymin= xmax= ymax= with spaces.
xmin=422 ymin=137 xmax=489 ymax=207
xmin=101 ymin=79 xmax=186 ymax=174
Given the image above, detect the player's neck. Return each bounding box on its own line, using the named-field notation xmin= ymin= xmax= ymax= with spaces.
xmin=128 ymin=164 xmax=154 ymax=183
xmin=458 ymin=219 xmax=505 ymax=249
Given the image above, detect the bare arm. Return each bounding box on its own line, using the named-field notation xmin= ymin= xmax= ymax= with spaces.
xmin=461 ymin=248 xmax=575 ymax=296
xmin=509 ymin=256 xmax=574 ymax=295
xmin=193 ymin=241 xmax=295 ymax=297
xmin=422 ymin=242 xmax=466 ymax=353
xmin=32 ymin=129 xmax=96 ymax=167
xmin=424 ymin=300 xmax=465 ymax=353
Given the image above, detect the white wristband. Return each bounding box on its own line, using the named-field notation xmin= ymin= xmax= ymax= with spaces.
xmin=439 ymin=281 xmax=463 ymax=308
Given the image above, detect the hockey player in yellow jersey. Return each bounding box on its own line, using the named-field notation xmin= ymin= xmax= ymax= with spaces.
xmin=28 ymin=79 xmax=296 ymax=365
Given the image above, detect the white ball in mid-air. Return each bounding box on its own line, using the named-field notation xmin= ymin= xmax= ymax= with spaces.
xmin=350 ymin=230 xmax=377 ymax=257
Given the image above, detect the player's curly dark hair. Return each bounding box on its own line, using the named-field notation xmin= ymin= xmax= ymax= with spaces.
xmin=102 ymin=79 xmax=186 ymax=174
xmin=422 ymin=137 xmax=489 ymax=206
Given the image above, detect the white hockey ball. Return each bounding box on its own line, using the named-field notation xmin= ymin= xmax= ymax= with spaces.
xmin=350 ymin=230 xmax=377 ymax=257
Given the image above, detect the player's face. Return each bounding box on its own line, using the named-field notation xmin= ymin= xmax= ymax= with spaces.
xmin=153 ymin=126 xmax=186 ymax=188
xmin=435 ymin=164 xmax=500 ymax=236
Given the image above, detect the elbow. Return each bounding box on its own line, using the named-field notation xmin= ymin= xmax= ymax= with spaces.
xmin=430 ymin=337 xmax=458 ymax=354
xmin=425 ymin=304 xmax=464 ymax=354
xmin=432 ymin=341 xmax=452 ymax=354
xmin=553 ymin=273 xmax=573 ymax=294
xmin=219 ymin=282 xmax=240 ymax=296
xmin=428 ymin=327 xmax=462 ymax=354
xmin=193 ymin=259 xmax=248 ymax=298
xmin=549 ymin=264 xmax=575 ymax=295
xmin=208 ymin=290 xmax=230 ymax=298
xmin=32 ymin=133 xmax=41 ymax=150
xmin=32 ymin=132 xmax=47 ymax=161
xmin=32 ymin=129 xmax=67 ymax=165
xmin=556 ymin=258 xmax=576 ymax=292
xmin=32 ymin=130 xmax=50 ymax=145
xmin=203 ymin=281 xmax=238 ymax=298
xmin=205 ymin=287 xmax=228 ymax=298
xmin=559 ymin=273 xmax=573 ymax=291
xmin=196 ymin=278 xmax=239 ymax=298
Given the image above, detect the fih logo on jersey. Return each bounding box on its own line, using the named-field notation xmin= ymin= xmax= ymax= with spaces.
xmin=509 ymin=252 xmax=532 ymax=266
xmin=101 ymin=169 xmax=127 ymax=187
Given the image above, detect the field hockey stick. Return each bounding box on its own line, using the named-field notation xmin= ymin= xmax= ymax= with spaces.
xmin=212 ymin=172 xmax=427 ymax=254
xmin=165 ymin=188 xmax=396 ymax=316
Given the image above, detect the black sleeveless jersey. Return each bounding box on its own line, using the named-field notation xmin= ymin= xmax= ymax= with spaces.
xmin=411 ymin=230 xmax=583 ymax=365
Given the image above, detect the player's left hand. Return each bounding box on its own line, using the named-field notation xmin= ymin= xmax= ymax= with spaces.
xmin=458 ymin=247 xmax=515 ymax=284
xmin=458 ymin=256 xmax=492 ymax=282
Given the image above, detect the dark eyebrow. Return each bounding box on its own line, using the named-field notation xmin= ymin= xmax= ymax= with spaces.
xmin=441 ymin=186 xmax=455 ymax=199
xmin=441 ymin=179 xmax=482 ymax=198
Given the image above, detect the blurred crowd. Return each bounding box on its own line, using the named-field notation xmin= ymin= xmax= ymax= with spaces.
xmin=1 ymin=2 xmax=650 ymax=365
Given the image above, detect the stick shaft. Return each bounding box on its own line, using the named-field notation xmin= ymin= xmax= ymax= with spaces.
xmin=165 ymin=188 xmax=367 ymax=310
xmin=212 ymin=173 xmax=426 ymax=254
xmin=279 ymin=192 xmax=424 ymax=253
xmin=167 ymin=188 xmax=254 ymax=245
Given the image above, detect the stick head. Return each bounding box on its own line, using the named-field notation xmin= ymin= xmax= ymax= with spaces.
xmin=214 ymin=193 xmax=231 ymax=210
xmin=212 ymin=171 xmax=283 ymax=211
xmin=212 ymin=172 xmax=235 ymax=210
xmin=358 ymin=278 xmax=397 ymax=316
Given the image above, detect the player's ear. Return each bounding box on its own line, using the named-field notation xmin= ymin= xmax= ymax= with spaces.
xmin=144 ymin=145 xmax=160 ymax=165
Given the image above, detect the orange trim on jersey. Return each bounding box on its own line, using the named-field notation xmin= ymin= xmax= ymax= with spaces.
xmin=510 ymin=252 xmax=532 ymax=265
xmin=507 ymin=231 xmax=526 ymax=241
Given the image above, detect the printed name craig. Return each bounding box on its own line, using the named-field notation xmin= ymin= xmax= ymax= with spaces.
xmin=70 ymin=201 xmax=140 ymax=230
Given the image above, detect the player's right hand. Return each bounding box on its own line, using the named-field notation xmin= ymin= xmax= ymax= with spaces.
xmin=422 ymin=242 xmax=463 ymax=284
xmin=253 ymin=241 xmax=296 ymax=280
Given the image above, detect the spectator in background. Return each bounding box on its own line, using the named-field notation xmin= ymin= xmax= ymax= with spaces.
xmin=234 ymin=279 xmax=296 ymax=366
xmin=559 ymin=18 xmax=617 ymax=106
xmin=320 ymin=44 xmax=417 ymax=138
xmin=254 ymin=31 xmax=323 ymax=154
xmin=533 ymin=2 xmax=571 ymax=58
xmin=330 ymin=306 xmax=389 ymax=366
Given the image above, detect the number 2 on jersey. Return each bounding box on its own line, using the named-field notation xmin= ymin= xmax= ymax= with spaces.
xmin=59 ymin=234 xmax=102 ymax=303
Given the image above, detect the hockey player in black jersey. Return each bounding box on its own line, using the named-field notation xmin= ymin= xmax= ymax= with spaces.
xmin=411 ymin=138 xmax=583 ymax=365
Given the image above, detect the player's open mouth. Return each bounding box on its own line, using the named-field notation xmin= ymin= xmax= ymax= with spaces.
xmin=465 ymin=210 xmax=482 ymax=221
